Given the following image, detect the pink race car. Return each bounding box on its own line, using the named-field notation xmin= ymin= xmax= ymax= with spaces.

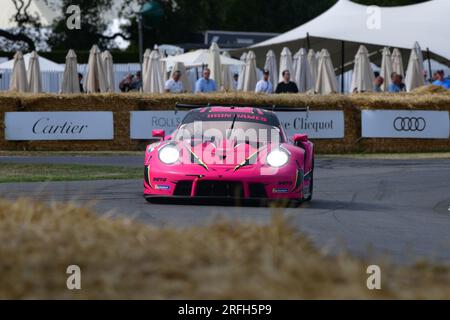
xmin=144 ymin=104 xmax=314 ymax=205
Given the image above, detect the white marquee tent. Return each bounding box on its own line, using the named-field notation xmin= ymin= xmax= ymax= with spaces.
xmin=245 ymin=0 xmax=450 ymax=72
xmin=0 ymin=53 xmax=64 ymax=72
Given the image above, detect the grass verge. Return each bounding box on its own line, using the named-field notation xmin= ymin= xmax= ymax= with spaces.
xmin=0 ymin=164 xmax=142 ymax=183
xmin=0 ymin=199 xmax=449 ymax=299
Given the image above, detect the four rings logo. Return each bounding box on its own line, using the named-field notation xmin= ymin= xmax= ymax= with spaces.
xmin=393 ymin=117 xmax=427 ymax=132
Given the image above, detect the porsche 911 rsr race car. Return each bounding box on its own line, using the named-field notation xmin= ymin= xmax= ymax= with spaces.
xmin=144 ymin=104 xmax=314 ymax=205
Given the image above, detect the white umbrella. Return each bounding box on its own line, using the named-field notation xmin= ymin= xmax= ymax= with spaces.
xmin=237 ymin=52 xmax=247 ymax=92
xmin=293 ymin=48 xmax=314 ymax=93
xmin=142 ymin=49 xmax=152 ymax=91
xmin=264 ymin=50 xmax=278 ymax=91
xmin=84 ymin=45 xmax=107 ymax=93
xmin=391 ymin=48 xmax=405 ymax=78
xmin=315 ymin=49 xmax=338 ymax=95
xmin=279 ymin=47 xmax=294 ymax=81
xmin=351 ymin=45 xmax=374 ymax=93
xmin=170 ymin=61 xmax=191 ymax=93
xmin=221 ymin=52 xmax=234 ymax=92
xmin=243 ymin=51 xmax=258 ymax=92
xmin=143 ymin=50 xmax=164 ymax=93
xmin=308 ymin=49 xmax=318 ymax=87
xmin=27 ymin=51 xmax=42 ymax=93
xmin=9 ymin=51 xmax=28 ymax=92
xmin=380 ymin=47 xmax=393 ymax=91
xmin=405 ymin=46 xmax=425 ymax=92
xmin=292 ymin=50 xmax=300 ymax=77
xmin=208 ymin=42 xmax=222 ymax=90
xmin=61 ymin=49 xmax=80 ymax=94
xmin=102 ymin=50 xmax=115 ymax=93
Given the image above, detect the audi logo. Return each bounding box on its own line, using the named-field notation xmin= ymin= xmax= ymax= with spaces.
xmin=393 ymin=117 xmax=427 ymax=132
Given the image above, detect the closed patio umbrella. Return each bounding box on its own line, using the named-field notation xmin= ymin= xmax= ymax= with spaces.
xmin=279 ymin=47 xmax=294 ymax=81
xmin=405 ymin=46 xmax=425 ymax=92
xmin=27 ymin=51 xmax=42 ymax=93
xmin=102 ymin=50 xmax=115 ymax=93
xmin=142 ymin=49 xmax=152 ymax=91
xmin=380 ymin=47 xmax=393 ymax=91
xmin=221 ymin=52 xmax=234 ymax=92
xmin=264 ymin=50 xmax=278 ymax=91
xmin=208 ymin=42 xmax=222 ymax=90
xmin=308 ymin=49 xmax=318 ymax=87
xmin=61 ymin=49 xmax=80 ymax=94
xmin=391 ymin=48 xmax=404 ymax=78
xmin=84 ymin=45 xmax=107 ymax=93
xmin=315 ymin=49 xmax=338 ymax=95
xmin=143 ymin=50 xmax=164 ymax=93
xmin=9 ymin=51 xmax=28 ymax=92
xmin=237 ymin=52 xmax=247 ymax=91
xmin=243 ymin=51 xmax=258 ymax=92
xmin=351 ymin=45 xmax=374 ymax=93
xmin=293 ymin=48 xmax=314 ymax=93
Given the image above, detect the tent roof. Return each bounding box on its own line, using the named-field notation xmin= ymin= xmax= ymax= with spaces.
xmin=0 ymin=53 xmax=65 ymax=72
xmin=162 ymin=49 xmax=245 ymax=67
xmin=247 ymin=0 xmax=450 ymax=70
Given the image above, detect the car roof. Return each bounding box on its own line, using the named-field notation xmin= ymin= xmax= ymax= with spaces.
xmin=181 ymin=106 xmax=281 ymax=127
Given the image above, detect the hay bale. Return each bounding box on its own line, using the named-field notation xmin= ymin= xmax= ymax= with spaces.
xmin=0 ymin=198 xmax=449 ymax=299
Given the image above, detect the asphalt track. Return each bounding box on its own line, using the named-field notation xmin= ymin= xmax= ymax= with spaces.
xmin=1 ymin=155 xmax=450 ymax=264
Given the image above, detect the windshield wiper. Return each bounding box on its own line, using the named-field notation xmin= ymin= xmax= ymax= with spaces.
xmin=227 ymin=114 xmax=238 ymax=139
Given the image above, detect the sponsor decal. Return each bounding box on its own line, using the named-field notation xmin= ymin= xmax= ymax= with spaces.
xmin=155 ymin=185 xmax=171 ymax=191
xmin=273 ymin=188 xmax=289 ymax=194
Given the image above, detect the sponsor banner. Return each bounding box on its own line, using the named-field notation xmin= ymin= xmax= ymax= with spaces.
xmin=5 ymin=112 xmax=114 ymax=141
xmin=362 ymin=110 xmax=450 ymax=139
xmin=277 ymin=111 xmax=345 ymax=139
xmin=130 ymin=110 xmax=345 ymax=140
xmin=130 ymin=111 xmax=188 ymax=139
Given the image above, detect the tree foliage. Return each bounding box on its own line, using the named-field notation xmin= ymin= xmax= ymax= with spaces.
xmin=0 ymin=0 xmax=430 ymax=52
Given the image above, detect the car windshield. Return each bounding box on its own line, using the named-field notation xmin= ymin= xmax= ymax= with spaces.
xmin=175 ymin=119 xmax=284 ymax=146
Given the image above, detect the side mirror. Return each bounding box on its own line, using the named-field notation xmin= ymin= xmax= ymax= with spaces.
xmin=152 ymin=129 xmax=166 ymax=139
xmin=293 ymin=134 xmax=309 ymax=143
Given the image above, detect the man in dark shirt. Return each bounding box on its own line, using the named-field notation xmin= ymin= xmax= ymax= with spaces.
xmin=275 ymin=70 xmax=299 ymax=94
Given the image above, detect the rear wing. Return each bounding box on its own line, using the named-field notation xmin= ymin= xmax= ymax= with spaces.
xmin=175 ymin=103 xmax=309 ymax=113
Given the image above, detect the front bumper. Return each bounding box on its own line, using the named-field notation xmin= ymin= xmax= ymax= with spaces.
xmin=143 ymin=164 xmax=304 ymax=200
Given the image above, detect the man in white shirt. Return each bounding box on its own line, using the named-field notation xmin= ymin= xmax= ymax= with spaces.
xmin=255 ymin=70 xmax=273 ymax=94
xmin=165 ymin=70 xmax=184 ymax=93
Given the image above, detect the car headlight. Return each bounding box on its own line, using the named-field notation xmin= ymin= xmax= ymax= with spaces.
xmin=266 ymin=149 xmax=289 ymax=168
xmin=158 ymin=145 xmax=180 ymax=165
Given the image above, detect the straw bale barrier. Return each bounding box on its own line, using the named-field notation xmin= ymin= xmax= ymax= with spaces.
xmin=0 ymin=92 xmax=449 ymax=153
xmin=1 ymin=198 xmax=449 ymax=299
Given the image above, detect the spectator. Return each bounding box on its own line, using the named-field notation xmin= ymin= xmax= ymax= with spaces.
xmin=195 ymin=68 xmax=217 ymax=93
xmin=78 ymin=73 xmax=84 ymax=93
xmin=432 ymin=70 xmax=450 ymax=89
xmin=119 ymin=74 xmax=134 ymax=92
xmin=373 ymin=75 xmax=384 ymax=92
xmin=388 ymin=72 xmax=403 ymax=93
xmin=165 ymin=70 xmax=184 ymax=93
xmin=255 ymin=70 xmax=273 ymax=94
xmin=131 ymin=71 xmax=142 ymax=91
xmin=275 ymin=70 xmax=299 ymax=94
